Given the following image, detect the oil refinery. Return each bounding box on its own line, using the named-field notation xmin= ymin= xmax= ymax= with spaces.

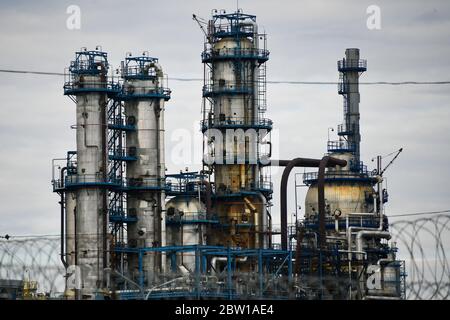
xmin=50 ymin=9 xmax=405 ymax=300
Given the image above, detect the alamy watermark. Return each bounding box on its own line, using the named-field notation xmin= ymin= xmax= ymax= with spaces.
xmin=66 ymin=5 xmax=81 ymax=30
xmin=366 ymin=5 xmax=381 ymax=30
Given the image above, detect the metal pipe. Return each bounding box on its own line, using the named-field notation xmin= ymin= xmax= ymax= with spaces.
xmin=317 ymin=156 xmax=348 ymax=248
xmin=356 ymin=230 xmax=391 ymax=260
xmin=211 ymin=256 xmax=248 ymax=274
xmin=267 ymin=210 xmax=272 ymax=248
xmin=277 ymin=157 xmax=346 ymax=251
xmin=60 ymin=167 xmax=68 ymax=269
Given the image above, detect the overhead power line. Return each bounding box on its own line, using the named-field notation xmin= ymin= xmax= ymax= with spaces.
xmin=389 ymin=209 xmax=450 ymax=218
xmin=1 ymin=69 xmax=450 ymax=85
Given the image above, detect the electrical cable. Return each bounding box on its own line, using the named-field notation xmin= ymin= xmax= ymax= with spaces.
xmin=1 ymin=69 xmax=450 ymax=86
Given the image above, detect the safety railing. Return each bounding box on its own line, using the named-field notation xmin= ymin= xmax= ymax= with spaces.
xmin=108 ymin=116 xmax=136 ymax=131
xmin=166 ymin=180 xmax=206 ymax=194
xmin=337 ymin=59 xmax=367 ymax=72
xmin=337 ymin=123 xmax=358 ymax=135
xmin=338 ymin=81 xmax=348 ymax=94
xmin=350 ymin=161 xmax=369 ymax=175
xmin=63 ymin=80 xmax=120 ymax=95
xmin=61 ymin=174 xmax=121 ymax=189
xmin=211 ymin=23 xmax=256 ymax=38
xmin=109 ymin=210 xmax=138 ymax=223
xmin=69 ymin=57 xmax=108 ymax=75
xmin=327 ymin=140 xmax=356 ymax=153
xmin=302 ymin=169 xmax=376 ymax=184
xmin=108 ymin=148 xmax=138 ymax=161
xmin=118 ymin=86 xmax=171 ymax=101
xmin=200 ymin=117 xmax=272 ymax=131
xmin=122 ymin=177 xmax=168 ymax=191
xmin=202 ymin=48 xmax=269 ymax=62
xmin=122 ymin=65 xmax=158 ymax=79
xmin=303 ymin=215 xmax=381 ymax=230
xmin=203 ymin=82 xmax=253 ymax=96
xmin=166 ymin=212 xmax=219 ymax=224
xmin=213 ymin=179 xmax=273 ymax=195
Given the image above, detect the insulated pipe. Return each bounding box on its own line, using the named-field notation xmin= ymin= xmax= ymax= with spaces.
xmin=356 ymin=230 xmax=391 ymax=260
xmin=211 ymin=256 xmax=248 ymax=273
xmin=60 ymin=167 xmax=68 ymax=269
xmin=276 ymin=157 xmax=346 ymax=251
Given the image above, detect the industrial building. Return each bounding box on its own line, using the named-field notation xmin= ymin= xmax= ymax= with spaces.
xmin=51 ymin=9 xmax=405 ymax=300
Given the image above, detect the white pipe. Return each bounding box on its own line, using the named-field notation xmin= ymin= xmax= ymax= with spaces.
xmin=346 ymin=212 xmax=384 ymax=260
xmin=356 ymin=230 xmax=391 ymax=260
xmin=211 ymin=256 xmax=248 ymax=273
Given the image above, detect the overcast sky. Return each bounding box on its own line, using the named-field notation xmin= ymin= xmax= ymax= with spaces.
xmin=0 ymin=0 xmax=449 ymax=243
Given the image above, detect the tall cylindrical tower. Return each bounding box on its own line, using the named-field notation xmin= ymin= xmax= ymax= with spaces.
xmin=201 ymin=10 xmax=272 ymax=250
xmin=304 ymin=49 xmax=377 ymax=222
xmin=63 ymin=48 xmax=115 ymax=298
xmin=119 ymin=54 xmax=171 ymax=284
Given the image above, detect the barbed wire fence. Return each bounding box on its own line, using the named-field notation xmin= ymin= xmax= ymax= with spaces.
xmin=0 ymin=214 xmax=449 ymax=299
xmin=0 ymin=235 xmax=65 ymax=296
xmin=389 ymin=214 xmax=450 ymax=300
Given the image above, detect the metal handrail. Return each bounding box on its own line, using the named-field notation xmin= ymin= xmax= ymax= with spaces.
xmin=327 ymin=140 xmax=356 ymax=152
xmin=337 ymin=59 xmax=367 ymax=70
xmin=200 ymin=117 xmax=272 ymax=130
xmin=108 ymin=148 xmax=137 ymax=159
xmin=123 ymin=177 xmax=166 ymax=188
xmin=120 ymin=86 xmax=171 ymax=97
xmin=122 ymin=65 xmax=158 ymax=78
xmin=302 ymin=169 xmax=375 ymax=182
xmin=166 ymin=181 xmax=206 ymax=193
xmin=63 ymin=80 xmax=120 ymax=92
xmin=166 ymin=212 xmax=219 ymax=223
xmin=211 ymin=23 xmax=255 ymax=36
xmin=64 ymin=174 xmax=120 ymax=186
xmin=203 ymin=82 xmax=253 ymax=95
xmin=202 ymin=48 xmax=269 ymax=61
xmin=337 ymin=123 xmax=360 ymax=135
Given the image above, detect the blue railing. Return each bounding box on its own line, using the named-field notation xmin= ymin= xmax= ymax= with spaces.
xmin=108 ymin=148 xmax=138 ymax=161
xmin=303 ymin=216 xmax=381 ymax=230
xmin=69 ymin=50 xmax=109 ymax=75
xmin=53 ymin=175 xmax=168 ymax=191
xmin=202 ymin=48 xmax=269 ymax=62
xmin=166 ymin=212 xmax=219 ymax=225
xmin=200 ymin=117 xmax=272 ymax=131
xmin=327 ymin=140 xmax=356 ymax=153
xmin=108 ymin=116 xmax=136 ymax=131
xmin=337 ymin=59 xmax=367 ymax=72
xmin=122 ymin=177 xmax=168 ymax=191
xmin=302 ymin=169 xmax=376 ymax=184
xmin=63 ymin=80 xmax=120 ymax=95
xmin=118 ymin=86 xmax=171 ymax=101
xmin=337 ymin=123 xmax=358 ymax=136
xmin=203 ymin=83 xmax=253 ymax=97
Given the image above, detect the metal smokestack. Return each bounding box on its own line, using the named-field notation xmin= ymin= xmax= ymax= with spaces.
xmin=337 ymin=48 xmax=367 ymax=169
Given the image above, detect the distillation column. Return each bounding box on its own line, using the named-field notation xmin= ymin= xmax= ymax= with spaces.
xmin=304 ymin=48 xmax=375 ymax=219
xmin=120 ymin=54 xmax=170 ymax=284
xmin=64 ymin=49 xmax=111 ymax=298
xmin=202 ymin=11 xmax=272 ymax=250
